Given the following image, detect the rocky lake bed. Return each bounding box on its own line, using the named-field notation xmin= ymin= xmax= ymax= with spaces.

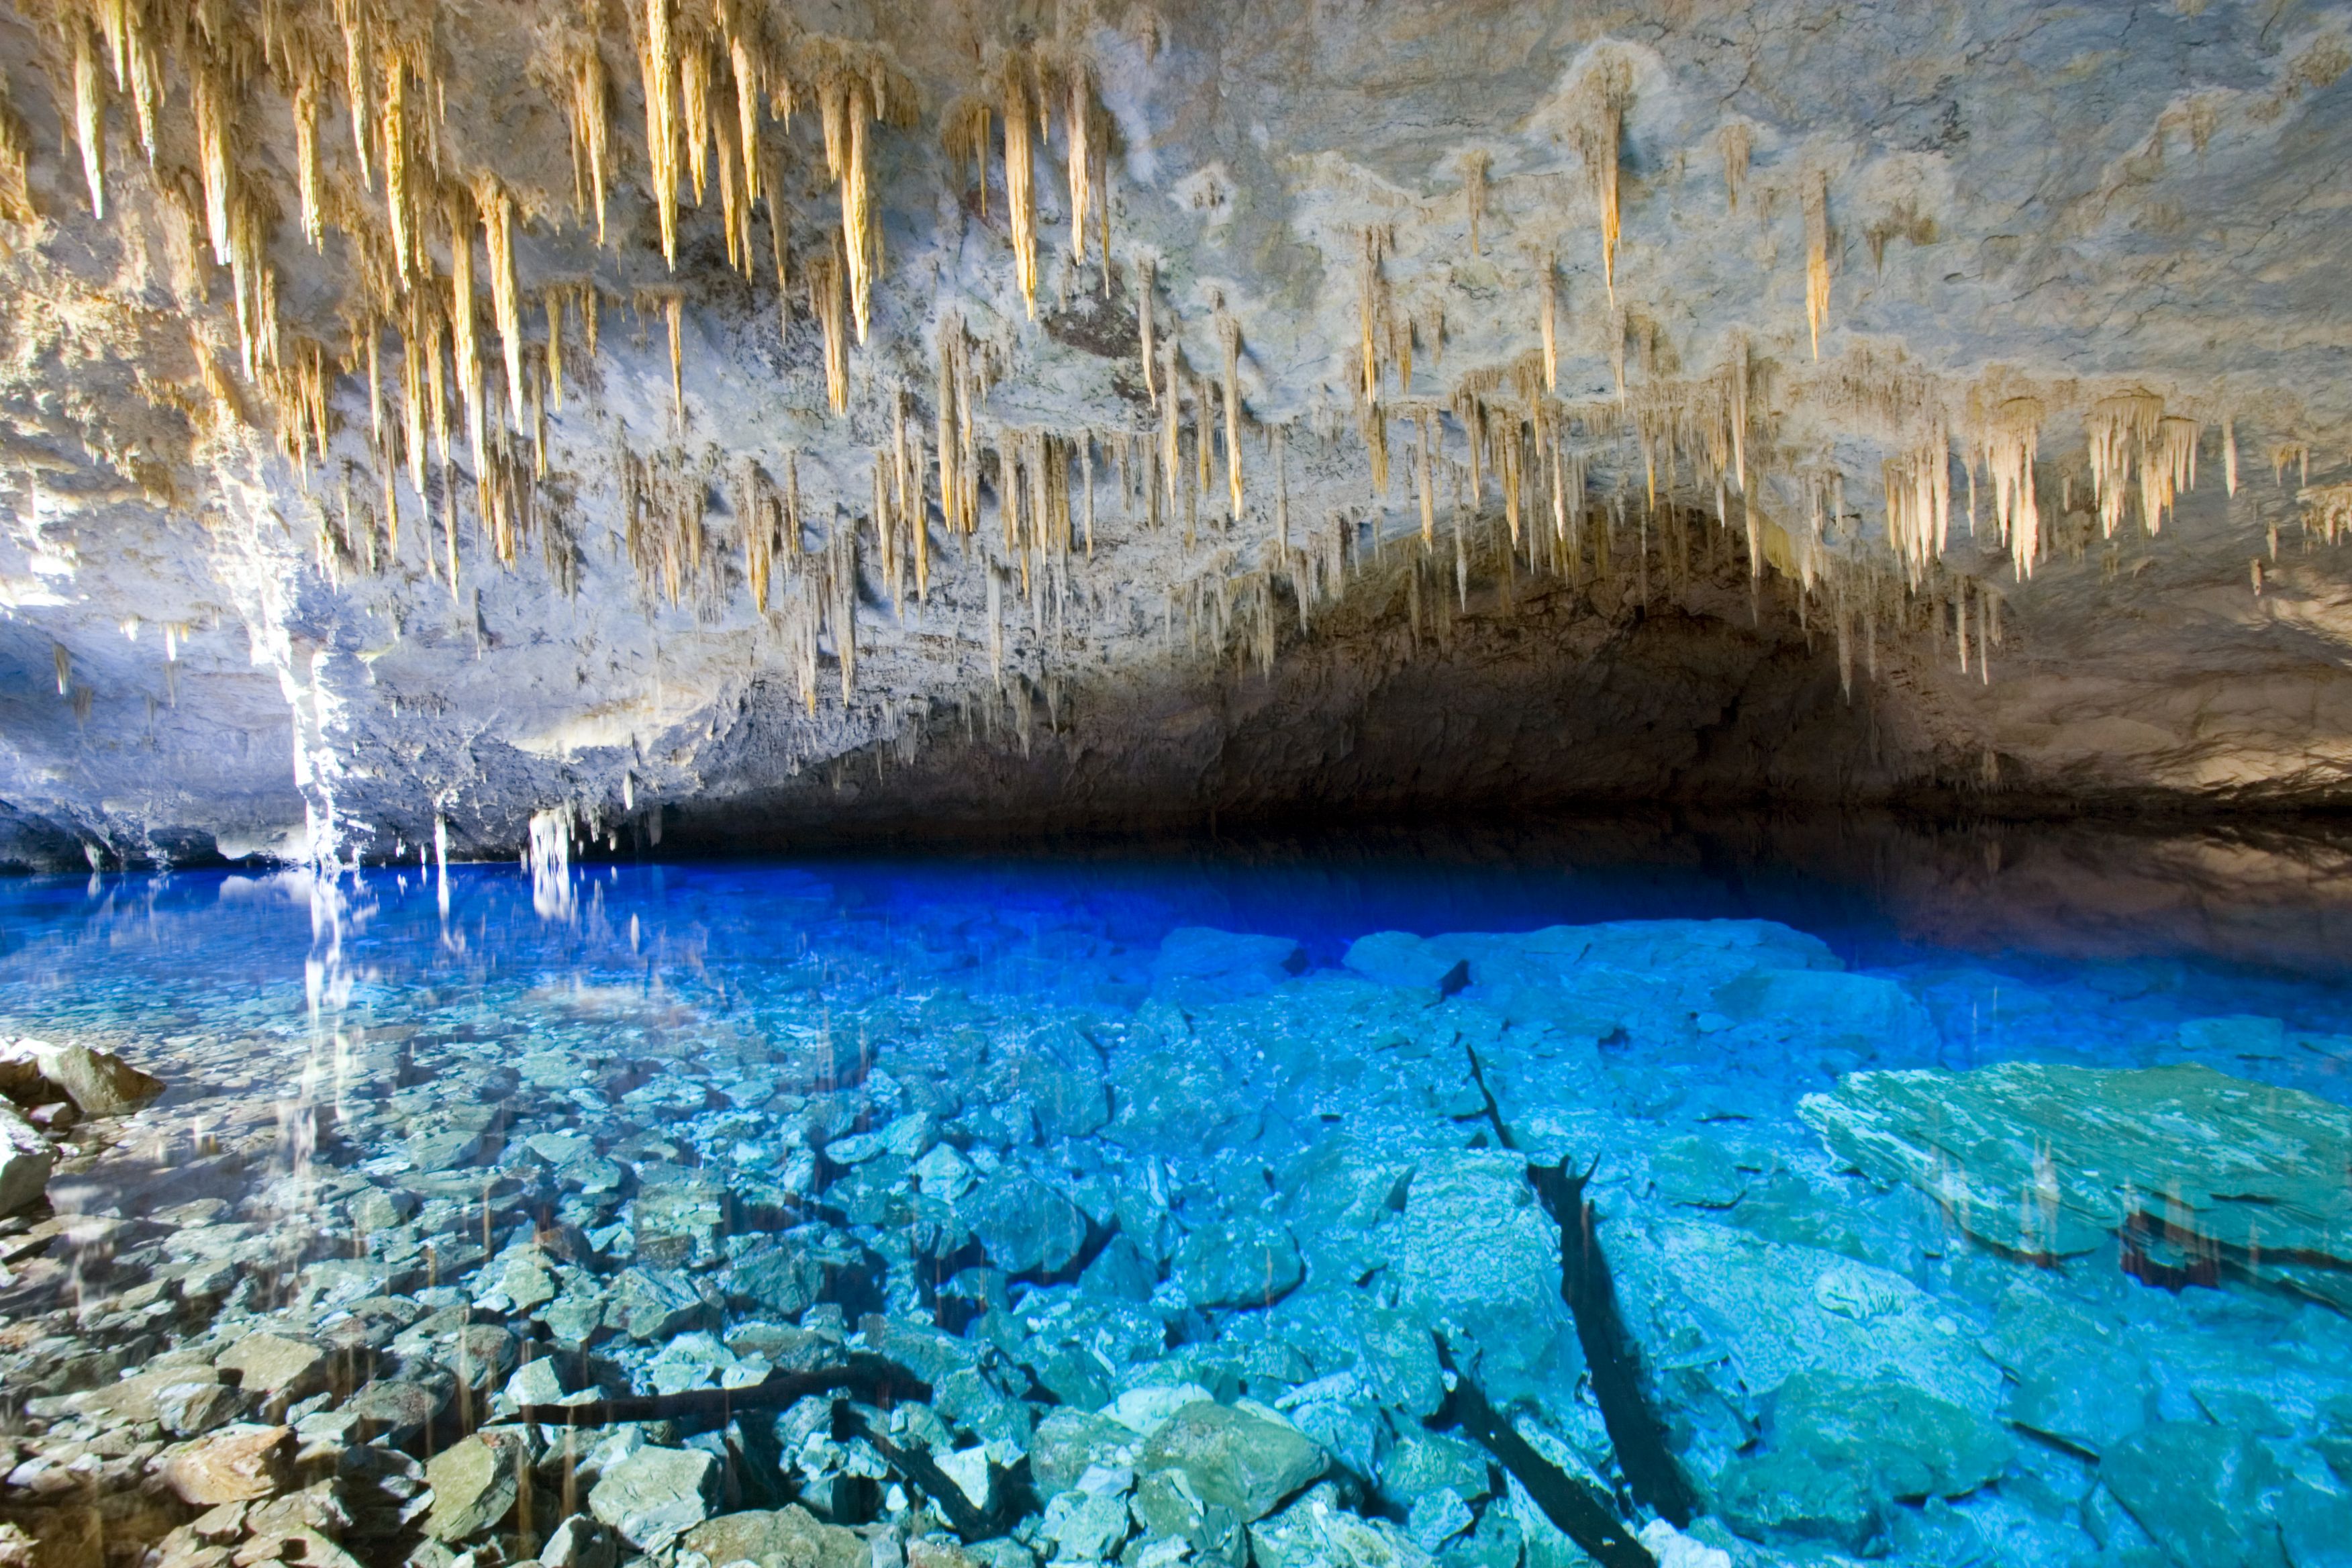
xmin=0 ymin=863 xmax=2347 ymax=1568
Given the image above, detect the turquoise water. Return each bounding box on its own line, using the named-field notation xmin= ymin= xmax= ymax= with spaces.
xmin=1 ymin=833 xmax=2348 ymax=1567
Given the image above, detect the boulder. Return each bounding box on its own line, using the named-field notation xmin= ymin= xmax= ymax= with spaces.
xmin=1800 ymin=1062 xmax=2352 ymax=1308
xmin=2100 ymin=1422 xmax=2294 ymax=1568
xmin=1716 ymin=1373 xmax=2011 ymax=1554
xmin=1174 ymin=1218 xmax=1302 ymax=1309
xmin=1 ymin=1038 xmax=164 ymax=1118
xmin=160 ymin=1424 xmax=294 ymax=1506
xmin=587 ymin=1446 xmax=718 ymax=1551
xmin=728 ymin=1242 xmax=824 ymax=1317
xmin=1137 ymin=1402 xmax=1327 ymax=1522
xmin=957 ymin=1171 xmax=1089 ymax=1279
xmin=0 ymin=1101 xmax=52 ymax=1217
xmin=605 ymin=1267 xmax=705 ymax=1341
xmin=677 ymin=1506 xmax=864 ymax=1568
xmin=422 ymin=1429 xmax=529 ymax=1542
xmin=1251 ymin=1487 xmax=1435 ymax=1568
xmin=1709 ymin=969 xmax=1935 ymax=1056
xmin=1149 ymin=928 xmax=1308 ymax=1005
xmin=1341 ymin=932 xmax=1469 ymax=997
xmin=536 ymin=1514 xmax=617 ymax=1568
xmin=213 ymin=1334 xmax=328 ymax=1418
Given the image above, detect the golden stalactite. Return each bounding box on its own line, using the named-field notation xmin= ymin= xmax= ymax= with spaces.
xmin=1569 ymin=52 xmax=1634 ymax=303
xmin=809 ymin=240 xmax=848 ymax=415
xmin=1002 ymin=63 xmax=1038 ymax=316
xmin=1066 ymin=60 xmax=1092 ymax=264
xmin=639 ymin=0 xmax=681 ymax=268
xmin=69 ymin=14 xmax=105 ymax=220
xmin=1720 ymin=121 xmax=1753 ymax=212
xmin=1218 ymin=305 xmax=1243 ymax=521
xmin=1804 ymin=170 xmax=1830 ymax=361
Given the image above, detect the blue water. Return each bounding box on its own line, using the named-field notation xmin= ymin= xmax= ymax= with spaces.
xmin=1 ymin=832 xmax=2348 ymax=1567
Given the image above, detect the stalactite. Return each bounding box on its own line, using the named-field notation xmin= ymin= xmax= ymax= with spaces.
xmin=1882 ymin=434 xmax=1951 ymax=584
xmin=2086 ymin=391 xmax=2164 ymax=538
xmin=1161 ymin=336 xmax=1182 ymax=510
xmin=811 ymin=244 xmax=848 ymax=415
xmin=681 ymin=38 xmax=715 ymax=205
xmin=194 ymin=55 xmax=236 ymax=266
xmin=1984 ymin=396 xmax=2042 ymax=577
xmin=1219 ymin=307 xmax=1244 ymax=522
xmin=1418 ymin=412 xmax=1436 ymax=546
xmin=663 ymin=292 xmax=685 ymax=426
xmin=1464 ymin=150 xmax=1488 ymax=254
xmin=71 ymin=17 xmax=105 ymax=221
xmin=448 ymin=191 xmax=488 ymax=479
xmin=382 ymin=52 xmax=411 ymax=277
xmin=479 ymin=179 xmax=526 ymax=419
xmin=1804 ymin=171 xmax=1830 ymax=361
xmin=1570 ymin=54 xmax=1634 ymax=303
xmin=2144 ymin=415 xmax=2199 ymax=534
xmin=819 ymin=65 xmax=883 ymax=343
xmin=1359 ymin=228 xmax=1386 ymax=399
xmin=640 ymin=0 xmax=681 ymax=267
xmin=1066 ymin=62 xmax=1092 ymax=263
xmin=1720 ymin=121 xmax=1753 ymax=211
xmin=1003 ymin=65 xmax=1037 ymax=317
xmin=1539 ymin=260 xmax=1558 ymax=393
xmin=544 ymin=289 xmax=566 ymax=413
xmin=1138 ymin=257 xmax=1157 ymax=409
xmin=2224 ymin=415 xmax=2239 ymax=497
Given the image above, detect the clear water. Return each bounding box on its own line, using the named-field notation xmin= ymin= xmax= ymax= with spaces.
xmin=1 ymin=826 xmax=2348 ymax=1568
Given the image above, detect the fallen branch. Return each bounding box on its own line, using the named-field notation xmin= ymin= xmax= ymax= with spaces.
xmin=1467 ymin=1044 xmax=1697 ymax=1528
xmin=1438 ymin=1342 xmax=1653 ymax=1568
xmin=516 ymin=1355 xmax=928 ymax=1428
xmin=837 ymin=1402 xmax=1017 ymax=1541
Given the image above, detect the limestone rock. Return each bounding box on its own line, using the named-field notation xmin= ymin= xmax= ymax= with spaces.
xmin=213 ymin=1335 xmax=328 ymax=1418
xmin=1716 ymin=1373 xmax=2012 ymax=1553
xmin=1801 ymin=1062 xmax=2352 ymax=1308
xmin=958 ymin=1173 xmax=1089 ymax=1279
xmin=2100 ymin=1422 xmax=2295 ymax=1568
xmin=536 ymin=1514 xmax=617 ymax=1568
xmin=1251 ymin=1487 xmax=1435 ymax=1568
xmin=1136 ymin=1402 xmax=1326 ymax=1523
xmin=1149 ymin=928 xmax=1308 ymax=1006
xmin=160 ymin=1425 xmax=294 ymax=1506
xmin=0 ymin=1102 xmax=52 ymax=1218
xmin=678 ymin=1508 xmax=865 ymax=1568
xmin=1173 ymin=1219 xmax=1302 ymax=1309
xmin=423 ymin=1430 xmax=529 ymax=1542
xmin=1 ymin=1040 xmax=166 ymax=1118
xmin=587 ymin=1446 xmax=718 ymax=1551
xmin=1341 ymin=933 xmax=1469 ymax=997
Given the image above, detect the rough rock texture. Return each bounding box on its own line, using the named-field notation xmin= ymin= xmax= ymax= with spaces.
xmin=2 ymin=1 xmax=2351 ymax=863
xmin=1802 ymin=1061 xmax=2352 ymax=1308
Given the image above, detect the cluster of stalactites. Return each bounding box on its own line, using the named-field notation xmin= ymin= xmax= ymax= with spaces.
xmin=2085 ymin=391 xmax=2197 ymax=537
xmin=944 ymin=40 xmax=1111 ymax=320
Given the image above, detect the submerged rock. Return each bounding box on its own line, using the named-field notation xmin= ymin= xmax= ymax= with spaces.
xmin=159 ymin=1424 xmax=294 ymax=1506
xmin=677 ymin=1505 xmax=865 ymax=1568
xmin=0 ymin=1037 xmax=165 ymax=1118
xmin=1137 ymin=1402 xmax=1328 ymax=1523
xmin=1802 ymin=1062 xmax=2352 ymax=1308
xmin=587 ymin=1445 xmax=719 ymax=1551
xmin=1715 ymin=1373 xmax=2012 ymax=1553
xmin=0 ymin=1100 xmax=52 ymax=1216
